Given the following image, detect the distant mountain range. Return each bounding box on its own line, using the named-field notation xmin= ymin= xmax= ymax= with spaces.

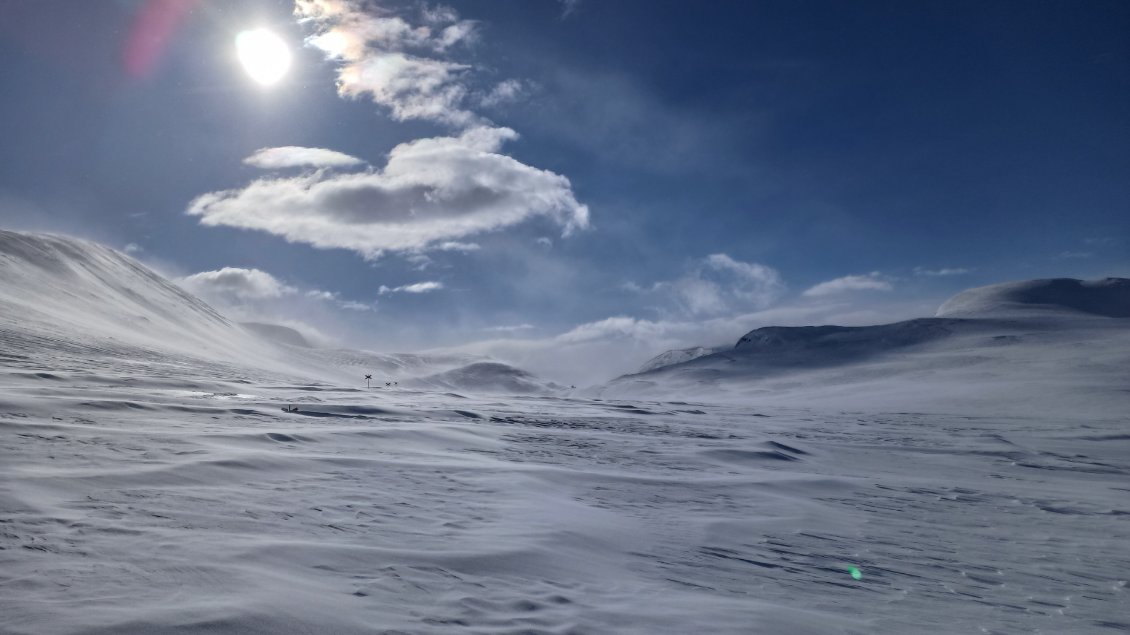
xmin=599 ymin=278 xmax=1130 ymax=415
xmin=3 ymin=228 xmax=1126 ymax=406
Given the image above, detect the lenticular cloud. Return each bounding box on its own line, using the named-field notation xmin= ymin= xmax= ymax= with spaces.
xmin=187 ymin=126 xmax=589 ymax=259
xmin=243 ymin=146 xmax=365 ymax=169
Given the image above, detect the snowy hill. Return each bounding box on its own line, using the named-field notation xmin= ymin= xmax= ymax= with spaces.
xmin=601 ymin=277 xmax=1130 ymax=414
xmin=0 ymin=230 xmax=549 ymax=393
xmin=0 ymin=230 xmax=285 ymax=372
xmin=411 ymin=361 xmax=562 ymax=394
xmin=240 ymin=321 xmax=315 ymax=348
xmin=936 ymin=277 xmax=1130 ymax=318
xmin=637 ymin=345 xmax=724 ymax=373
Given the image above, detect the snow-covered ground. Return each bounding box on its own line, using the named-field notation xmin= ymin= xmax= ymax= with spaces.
xmin=2 ymin=231 xmax=1128 ymax=634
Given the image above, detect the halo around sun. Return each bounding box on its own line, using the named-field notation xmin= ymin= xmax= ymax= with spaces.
xmin=236 ymin=28 xmax=291 ymax=86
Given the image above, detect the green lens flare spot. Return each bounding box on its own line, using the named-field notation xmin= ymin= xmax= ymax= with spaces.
xmin=847 ymin=565 xmax=862 ymax=580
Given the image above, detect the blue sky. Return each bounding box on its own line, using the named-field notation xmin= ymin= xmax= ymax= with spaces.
xmin=1 ymin=0 xmax=1127 ymax=382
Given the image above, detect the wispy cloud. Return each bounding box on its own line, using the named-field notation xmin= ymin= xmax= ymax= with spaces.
xmin=803 ymin=272 xmax=893 ymax=297
xmin=483 ymin=323 xmax=535 ymax=333
xmin=296 ymin=0 xmax=480 ymax=126
xmin=379 ymin=281 xmax=444 ymax=295
xmin=244 ymin=146 xmax=365 ymax=169
xmin=338 ymin=300 xmax=376 ymax=311
xmin=480 ymin=79 xmax=525 ymax=108
xmin=435 ymin=241 xmax=481 ymax=253
xmin=559 ymin=0 xmax=582 ymax=19
xmin=188 ymin=126 xmax=589 ymax=259
xmin=1057 ymin=251 xmax=1093 ymax=260
xmin=1083 ymin=236 xmax=1121 ymax=247
xmin=647 ymin=253 xmax=784 ymax=317
xmin=914 ymin=266 xmax=972 ymax=277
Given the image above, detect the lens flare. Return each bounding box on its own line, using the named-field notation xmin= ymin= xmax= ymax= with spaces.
xmin=236 ymin=28 xmax=291 ymax=86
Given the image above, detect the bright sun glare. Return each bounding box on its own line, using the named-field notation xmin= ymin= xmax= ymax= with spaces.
xmin=236 ymin=28 xmax=291 ymax=86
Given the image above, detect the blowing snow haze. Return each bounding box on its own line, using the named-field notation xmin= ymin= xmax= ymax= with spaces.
xmin=1 ymin=1 xmax=1129 ymax=633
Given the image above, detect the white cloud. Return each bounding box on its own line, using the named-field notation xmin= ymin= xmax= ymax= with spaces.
xmin=421 ymin=5 xmax=459 ymax=25
xmin=483 ymin=323 xmax=535 ymax=333
xmin=535 ymin=236 xmax=553 ymax=248
xmin=378 ymin=281 xmax=444 ymax=295
xmin=188 ymin=126 xmax=589 ymax=259
xmin=803 ymin=272 xmax=893 ymax=297
xmin=652 ymin=253 xmax=783 ymax=317
xmin=914 ymin=266 xmax=972 ymax=277
xmin=180 ymin=267 xmax=296 ymax=300
xmin=297 ymin=1 xmax=480 ymax=126
xmin=339 ymin=300 xmax=376 ymax=311
xmin=180 ymin=267 xmax=376 ymax=314
xmin=480 ymin=79 xmax=525 ymax=107
xmin=304 ymin=289 xmax=338 ymax=301
xmin=436 ymin=241 xmax=481 ymax=252
xmin=555 ymin=316 xmax=669 ymax=344
xmin=560 ymin=0 xmax=582 ymax=18
xmin=244 ymin=146 xmax=365 ymax=169
xmin=123 ymin=243 xmax=143 ymax=254
xmin=620 ymin=281 xmax=643 ymax=293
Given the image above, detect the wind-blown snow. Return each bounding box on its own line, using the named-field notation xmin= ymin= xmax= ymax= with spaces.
xmin=1 ymin=232 xmax=1128 ymax=634
xmin=241 ymin=322 xmax=315 ymax=348
xmin=636 ymin=345 xmax=724 ymax=373
xmin=411 ymin=361 xmax=562 ymax=394
xmin=935 ymin=277 xmax=1130 ymax=319
xmin=603 ymin=278 xmax=1130 ymax=417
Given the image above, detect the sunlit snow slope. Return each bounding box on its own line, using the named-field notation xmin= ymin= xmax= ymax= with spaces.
xmin=0 ymin=230 xmax=542 ymax=392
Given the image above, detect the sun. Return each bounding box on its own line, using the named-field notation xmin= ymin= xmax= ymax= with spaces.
xmin=236 ymin=28 xmax=291 ymax=86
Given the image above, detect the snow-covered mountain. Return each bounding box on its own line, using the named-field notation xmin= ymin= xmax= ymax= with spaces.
xmin=0 ymin=229 xmax=249 ymax=357
xmin=410 ymin=361 xmax=563 ymax=394
xmin=636 ymin=345 xmax=725 ymax=373
xmin=935 ymin=277 xmax=1130 ymax=318
xmin=0 ymin=230 xmax=547 ymax=392
xmin=601 ymin=278 xmax=1130 ymax=414
xmin=240 ymin=321 xmax=315 ymax=348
